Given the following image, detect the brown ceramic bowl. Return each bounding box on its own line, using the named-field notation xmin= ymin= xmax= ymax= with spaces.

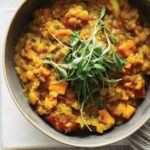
xmin=3 ymin=0 xmax=150 ymax=147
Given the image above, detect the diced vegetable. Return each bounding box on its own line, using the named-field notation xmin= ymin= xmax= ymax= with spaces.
xmin=99 ymin=109 xmax=115 ymax=126
xmin=113 ymin=103 xmax=125 ymax=116
xmin=49 ymin=81 xmax=68 ymax=95
xmin=113 ymin=103 xmax=135 ymax=119
xmin=123 ymin=104 xmax=136 ymax=119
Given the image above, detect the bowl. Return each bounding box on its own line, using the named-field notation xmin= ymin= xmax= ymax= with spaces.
xmin=3 ymin=0 xmax=150 ymax=147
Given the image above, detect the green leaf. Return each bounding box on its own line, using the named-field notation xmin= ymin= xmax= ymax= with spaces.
xmin=99 ymin=5 xmax=106 ymax=20
xmin=93 ymin=64 xmax=106 ymax=72
xmin=101 ymin=42 xmax=107 ymax=50
xmin=44 ymin=60 xmax=68 ymax=78
xmin=104 ymin=78 xmax=122 ymax=83
xmin=113 ymin=52 xmax=126 ymax=70
xmin=113 ymin=52 xmax=121 ymax=68
xmin=101 ymin=48 xmax=110 ymax=56
xmin=70 ymin=31 xmax=80 ymax=47
xmin=120 ymin=59 xmax=127 ymax=67
xmin=103 ymin=59 xmax=116 ymax=71
xmin=87 ymin=43 xmax=93 ymax=51
xmin=72 ymin=57 xmax=82 ymax=66
xmin=110 ymin=34 xmax=116 ymax=44
xmin=93 ymin=43 xmax=103 ymax=55
xmin=46 ymin=54 xmax=52 ymax=59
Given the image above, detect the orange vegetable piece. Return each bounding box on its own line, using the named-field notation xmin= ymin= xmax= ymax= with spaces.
xmin=118 ymin=40 xmax=136 ymax=57
xmin=99 ymin=109 xmax=115 ymax=126
xmin=113 ymin=103 xmax=135 ymax=120
xmin=49 ymin=81 xmax=68 ymax=95
xmin=123 ymin=104 xmax=136 ymax=119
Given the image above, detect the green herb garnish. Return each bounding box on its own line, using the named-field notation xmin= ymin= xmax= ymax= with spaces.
xmin=44 ymin=5 xmax=126 ymax=131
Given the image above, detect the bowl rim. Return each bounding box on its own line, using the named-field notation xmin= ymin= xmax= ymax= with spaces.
xmin=2 ymin=0 xmax=150 ymax=147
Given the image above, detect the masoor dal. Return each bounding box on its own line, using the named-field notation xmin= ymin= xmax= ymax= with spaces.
xmin=14 ymin=0 xmax=150 ymax=134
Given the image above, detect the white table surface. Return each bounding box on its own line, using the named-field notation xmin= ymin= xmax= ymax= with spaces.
xmin=0 ymin=3 xmax=131 ymax=150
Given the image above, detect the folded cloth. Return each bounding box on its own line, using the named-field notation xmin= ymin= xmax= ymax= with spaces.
xmin=129 ymin=119 xmax=150 ymax=150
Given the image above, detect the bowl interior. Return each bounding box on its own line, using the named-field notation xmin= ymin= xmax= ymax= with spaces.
xmin=4 ymin=0 xmax=150 ymax=147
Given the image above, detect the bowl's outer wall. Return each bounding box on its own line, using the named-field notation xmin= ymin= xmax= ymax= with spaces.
xmin=4 ymin=0 xmax=150 ymax=147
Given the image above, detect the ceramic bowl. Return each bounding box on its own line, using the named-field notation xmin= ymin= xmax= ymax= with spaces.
xmin=3 ymin=0 xmax=150 ymax=147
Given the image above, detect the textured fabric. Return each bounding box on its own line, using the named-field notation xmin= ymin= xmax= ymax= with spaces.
xmin=129 ymin=119 xmax=150 ymax=150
